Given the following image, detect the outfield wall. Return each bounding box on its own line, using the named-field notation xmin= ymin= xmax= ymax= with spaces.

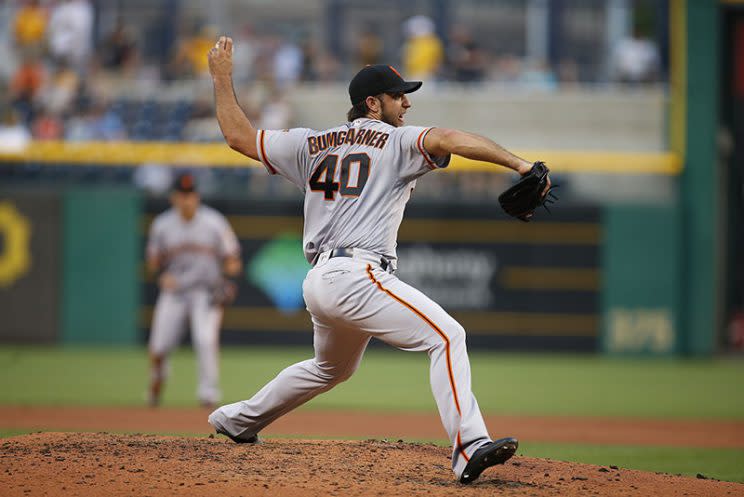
xmin=0 ymin=190 xmax=141 ymax=345
xmin=0 ymin=188 xmax=684 ymax=355
xmin=0 ymin=192 xmax=61 ymax=343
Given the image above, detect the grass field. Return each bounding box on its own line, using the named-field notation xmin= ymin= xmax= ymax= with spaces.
xmin=1 ymin=345 xmax=743 ymax=482
xmin=2 ymin=345 xmax=743 ymax=418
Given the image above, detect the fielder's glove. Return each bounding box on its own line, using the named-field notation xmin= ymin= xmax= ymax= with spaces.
xmin=210 ymin=279 xmax=238 ymax=307
xmin=498 ymin=161 xmax=557 ymax=222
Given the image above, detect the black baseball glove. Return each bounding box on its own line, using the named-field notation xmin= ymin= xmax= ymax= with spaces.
xmin=498 ymin=161 xmax=557 ymax=222
xmin=210 ymin=279 xmax=238 ymax=307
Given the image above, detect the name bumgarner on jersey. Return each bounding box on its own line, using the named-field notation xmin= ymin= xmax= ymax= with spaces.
xmin=255 ymin=118 xmax=450 ymax=265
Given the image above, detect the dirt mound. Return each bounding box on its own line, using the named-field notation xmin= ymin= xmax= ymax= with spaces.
xmin=1 ymin=433 xmax=742 ymax=497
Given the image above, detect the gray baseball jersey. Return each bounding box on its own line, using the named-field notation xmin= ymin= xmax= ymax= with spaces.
xmin=147 ymin=205 xmax=240 ymax=405
xmin=255 ymin=118 xmax=449 ymax=264
xmin=211 ymin=118 xmax=499 ymax=481
xmin=147 ymin=205 xmax=240 ymax=291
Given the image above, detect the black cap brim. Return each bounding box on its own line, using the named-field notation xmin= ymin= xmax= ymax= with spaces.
xmin=348 ymin=65 xmax=424 ymax=104
xmin=173 ymin=173 xmax=197 ymax=193
xmin=389 ymin=81 xmax=423 ymax=95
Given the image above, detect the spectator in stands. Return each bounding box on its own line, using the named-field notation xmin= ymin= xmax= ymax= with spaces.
xmin=99 ymin=18 xmax=139 ymax=75
xmin=9 ymin=51 xmax=45 ymax=124
xmin=249 ymin=32 xmax=275 ymax=83
xmin=0 ymin=29 xmax=18 ymax=86
xmin=611 ymin=24 xmax=660 ymax=85
xmin=520 ymin=59 xmax=558 ymax=90
xmin=65 ymin=99 xmax=127 ymax=141
xmin=313 ymin=50 xmax=341 ymax=83
xmin=402 ymin=15 xmax=443 ymax=80
xmin=64 ymin=104 xmax=94 ymax=141
xmin=447 ymin=25 xmax=487 ymax=83
xmin=492 ymin=54 xmax=523 ymax=84
xmin=299 ymin=36 xmax=320 ymax=82
xmin=88 ymin=99 xmax=127 ymax=141
xmin=47 ymin=0 xmax=93 ymax=73
xmin=182 ymin=98 xmax=224 ymax=142
xmin=258 ymin=89 xmax=292 ymax=130
xmin=297 ymin=35 xmax=339 ymax=83
xmin=231 ymin=24 xmax=258 ymax=84
xmin=38 ymin=60 xmax=79 ymax=115
xmin=31 ymin=108 xmax=64 ymax=140
xmin=0 ymin=106 xmax=31 ymax=153
xmin=133 ymin=164 xmax=174 ymax=196
xmin=272 ymin=35 xmax=303 ymax=88
xmin=355 ymin=27 xmax=383 ymax=67
xmin=12 ymin=0 xmax=48 ymax=51
xmin=170 ymin=21 xmax=217 ymax=79
xmin=557 ymin=58 xmax=580 ymax=87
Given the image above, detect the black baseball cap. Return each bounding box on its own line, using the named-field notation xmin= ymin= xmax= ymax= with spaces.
xmin=172 ymin=172 xmax=197 ymax=193
xmin=348 ymin=65 xmax=422 ymax=105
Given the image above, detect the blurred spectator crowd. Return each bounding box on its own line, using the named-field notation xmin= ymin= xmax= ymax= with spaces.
xmin=0 ymin=1 xmax=664 ymax=152
xmin=0 ymin=1 xmax=669 ymax=206
xmin=1 ymin=0 xmax=317 ymax=146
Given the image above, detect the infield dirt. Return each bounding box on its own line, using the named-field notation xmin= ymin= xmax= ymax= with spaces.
xmin=2 ymin=408 xmax=743 ymax=496
xmin=2 ymin=432 xmax=744 ymax=497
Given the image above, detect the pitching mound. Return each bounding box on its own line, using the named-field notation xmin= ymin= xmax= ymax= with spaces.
xmin=1 ymin=433 xmax=742 ymax=497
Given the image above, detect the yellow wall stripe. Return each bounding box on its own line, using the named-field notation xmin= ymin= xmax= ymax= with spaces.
xmin=0 ymin=141 xmax=253 ymax=167
xmin=455 ymin=311 xmax=598 ymax=336
xmin=398 ymin=219 xmax=601 ymax=245
xmin=501 ymin=266 xmax=601 ymax=291
xmin=141 ymin=214 xmax=600 ymax=245
xmin=452 ymin=151 xmax=681 ymax=175
xmin=143 ymin=215 xmax=600 ymax=245
xmin=141 ymin=263 xmax=601 ymax=290
xmin=0 ymin=140 xmax=681 ymax=175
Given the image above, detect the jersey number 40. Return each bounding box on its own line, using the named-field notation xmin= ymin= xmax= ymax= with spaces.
xmin=309 ymin=153 xmax=370 ymax=200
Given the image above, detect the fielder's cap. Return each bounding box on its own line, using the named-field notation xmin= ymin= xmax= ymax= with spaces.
xmin=348 ymin=65 xmax=422 ymax=105
xmin=173 ymin=172 xmax=197 ymax=193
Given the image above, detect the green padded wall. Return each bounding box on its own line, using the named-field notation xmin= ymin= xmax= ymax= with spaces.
xmin=62 ymin=189 xmax=141 ymax=344
xmin=680 ymin=0 xmax=720 ymax=354
xmin=602 ymin=205 xmax=682 ymax=355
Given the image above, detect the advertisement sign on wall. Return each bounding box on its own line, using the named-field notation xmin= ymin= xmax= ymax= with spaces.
xmin=0 ymin=193 xmax=61 ymax=343
xmin=142 ymin=199 xmax=601 ymax=351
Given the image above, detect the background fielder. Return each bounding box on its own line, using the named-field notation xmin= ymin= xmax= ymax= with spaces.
xmin=146 ymin=172 xmax=242 ymax=407
xmin=205 ymin=36 xmax=549 ymax=483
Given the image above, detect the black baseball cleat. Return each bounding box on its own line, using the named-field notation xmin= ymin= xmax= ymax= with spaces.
xmin=215 ymin=429 xmax=260 ymax=445
xmin=459 ymin=437 xmax=519 ymax=484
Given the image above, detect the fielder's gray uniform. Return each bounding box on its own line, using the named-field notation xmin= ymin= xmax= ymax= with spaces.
xmin=147 ymin=205 xmax=240 ymax=404
xmin=210 ymin=118 xmax=491 ymax=478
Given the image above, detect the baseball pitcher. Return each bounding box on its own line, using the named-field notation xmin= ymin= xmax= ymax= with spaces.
xmin=206 ymin=36 xmax=551 ymax=484
xmin=146 ymin=172 xmax=242 ymax=408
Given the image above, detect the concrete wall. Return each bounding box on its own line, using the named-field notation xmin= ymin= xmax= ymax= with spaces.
xmin=287 ymin=85 xmax=667 ymax=152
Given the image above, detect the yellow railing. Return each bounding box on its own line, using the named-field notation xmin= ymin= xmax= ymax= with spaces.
xmin=0 ymin=141 xmax=682 ymax=175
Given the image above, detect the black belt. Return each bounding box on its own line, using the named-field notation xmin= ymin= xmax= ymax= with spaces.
xmin=327 ymin=248 xmax=393 ymax=272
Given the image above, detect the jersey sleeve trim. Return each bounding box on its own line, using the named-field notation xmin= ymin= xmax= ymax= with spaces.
xmin=416 ymin=127 xmax=447 ymax=170
xmin=256 ymin=130 xmax=278 ymax=175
